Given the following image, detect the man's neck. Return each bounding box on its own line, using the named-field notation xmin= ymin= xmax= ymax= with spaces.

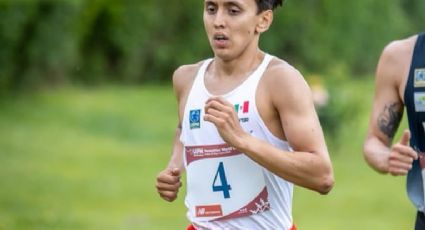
xmin=213 ymin=48 xmax=264 ymax=80
xmin=203 ymin=47 xmax=265 ymax=95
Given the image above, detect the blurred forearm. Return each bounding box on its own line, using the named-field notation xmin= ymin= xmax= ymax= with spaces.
xmin=166 ymin=125 xmax=185 ymax=171
xmin=363 ymin=135 xmax=390 ymax=174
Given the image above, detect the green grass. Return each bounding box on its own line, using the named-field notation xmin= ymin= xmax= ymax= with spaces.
xmin=0 ymin=83 xmax=415 ymax=229
xmin=293 ymin=78 xmax=413 ymax=229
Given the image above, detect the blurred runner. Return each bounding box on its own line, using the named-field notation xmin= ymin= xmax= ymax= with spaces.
xmin=364 ymin=32 xmax=425 ymax=229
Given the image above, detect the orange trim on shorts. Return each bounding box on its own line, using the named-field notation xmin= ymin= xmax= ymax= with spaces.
xmin=291 ymin=223 xmax=297 ymax=230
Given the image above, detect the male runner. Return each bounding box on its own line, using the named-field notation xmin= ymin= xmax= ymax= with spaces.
xmin=156 ymin=0 xmax=334 ymax=229
xmin=363 ymin=32 xmax=425 ymax=229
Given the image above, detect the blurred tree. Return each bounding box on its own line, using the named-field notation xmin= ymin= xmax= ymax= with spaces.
xmin=401 ymin=0 xmax=425 ymax=32
xmin=0 ymin=0 xmax=423 ymax=93
xmin=262 ymin=0 xmax=410 ymax=75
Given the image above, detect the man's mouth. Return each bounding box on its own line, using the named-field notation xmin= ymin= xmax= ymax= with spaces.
xmin=214 ymin=34 xmax=228 ymax=41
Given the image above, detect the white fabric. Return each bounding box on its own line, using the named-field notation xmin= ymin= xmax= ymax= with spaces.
xmin=180 ymin=54 xmax=294 ymax=230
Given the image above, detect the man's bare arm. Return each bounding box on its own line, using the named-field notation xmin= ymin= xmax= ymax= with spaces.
xmin=156 ymin=64 xmax=199 ymax=201
xmin=264 ymin=64 xmax=333 ymax=194
xmin=363 ymin=38 xmax=417 ymax=175
xmin=204 ymin=63 xmax=334 ymax=194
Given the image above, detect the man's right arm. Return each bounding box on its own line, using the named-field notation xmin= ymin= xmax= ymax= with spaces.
xmin=167 ymin=63 xmax=201 ymax=170
xmin=156 ymin=124 xmax=183 ymax=202
xmin=363 ymin=40 xmax=417 ymax=175
xmin=156 ymin=63 xmax=200 ymax=202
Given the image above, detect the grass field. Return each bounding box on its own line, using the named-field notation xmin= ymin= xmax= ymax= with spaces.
xmin=0 ymin=83 xmax=415 ymax=229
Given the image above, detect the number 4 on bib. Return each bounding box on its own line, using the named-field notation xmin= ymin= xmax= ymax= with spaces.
xmin=212 ymin=162 xmax=232 ymax=199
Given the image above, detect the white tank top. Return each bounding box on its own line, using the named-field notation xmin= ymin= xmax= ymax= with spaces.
xmin=180 ymin=54 xmax=294 ymax=230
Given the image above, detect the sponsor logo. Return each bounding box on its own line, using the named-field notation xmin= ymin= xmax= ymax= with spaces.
xmin=195 ymin=205 xmax=223 ymax=217
xmin=415 ymin=93 xmax=425 ymax=112
xmin=415 ymin=68 xmax=425 ymax=88
xmin=185 ymin=144 xmax=241 ymax=165
xmin=189 ymin=109 xmax=201 ymax=129
xmin=192 ymin=147 xmax=204 ymax=155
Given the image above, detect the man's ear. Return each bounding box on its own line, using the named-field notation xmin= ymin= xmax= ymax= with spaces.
xmin=256 ymin=10 xmax=273 ymax=34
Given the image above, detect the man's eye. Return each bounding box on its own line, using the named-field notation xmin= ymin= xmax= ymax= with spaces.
xmin=228 ymin=8 xmax=240 ymax=15
xmin=206 ymin=5 xmax=216 ymax=14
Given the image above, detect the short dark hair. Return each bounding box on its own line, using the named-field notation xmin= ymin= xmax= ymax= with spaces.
xmin=256 ymin=0 xmax=284 ymax=12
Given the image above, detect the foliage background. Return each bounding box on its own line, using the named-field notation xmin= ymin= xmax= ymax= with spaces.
xmin=1 ymin=0 xmax=425 ymax=229
xmin=1 ymin=0 xmax=424 ymax=91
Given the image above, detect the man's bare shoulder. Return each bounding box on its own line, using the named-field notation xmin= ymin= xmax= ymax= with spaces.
xmin=172 ymin=61 xmax=203 ymax=85
xmin=261 ymin=56 xmax=312 ymax=110
xmin=263 ymin=57 xmax=308 ymax=93
xmin=377 ymin=35 xmax=417 ymax=85
xmin=172 ymin=61 xmax=204 ymax=94
xmin=381 ymin=35 xmax=417 ymax=67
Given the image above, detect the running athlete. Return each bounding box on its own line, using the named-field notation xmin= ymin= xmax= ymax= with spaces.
xmin=363 ymin=32 xmax=425 ymax=229
xmin=156 ymin=0 xmax=334 ymax=229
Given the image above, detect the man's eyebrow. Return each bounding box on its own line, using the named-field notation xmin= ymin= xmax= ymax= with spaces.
xmin=224 ymin=0 xmax=243 ymax=7
xmin=204 ymin=0 xmax=243 ymax=7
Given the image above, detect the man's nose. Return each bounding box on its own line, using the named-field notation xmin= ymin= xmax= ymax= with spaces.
xmin=213 ymin=9 xmax=226 ymax=28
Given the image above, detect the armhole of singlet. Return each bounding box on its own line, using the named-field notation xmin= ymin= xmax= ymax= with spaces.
xmin=404 ymin=34 xmax=423 ymax=102
xmin=179 ymin=59 xmax=213 ymax=143
xmin=251 ymin=55 xmax=292 ymax=145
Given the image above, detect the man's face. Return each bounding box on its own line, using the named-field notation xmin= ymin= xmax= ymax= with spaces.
xmin=203 ymin=0 xmax=261 ymax=60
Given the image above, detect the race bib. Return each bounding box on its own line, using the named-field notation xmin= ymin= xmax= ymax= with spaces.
xmin=185 ymin=144 xmax=269 ymax=221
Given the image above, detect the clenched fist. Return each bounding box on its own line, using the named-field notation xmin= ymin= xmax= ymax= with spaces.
xmin=156 ymin=168 xmax=182 ymax=202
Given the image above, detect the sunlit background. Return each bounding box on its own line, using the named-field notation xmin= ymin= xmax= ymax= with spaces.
xmin=1 ymin=0 xmax=425 ymax=229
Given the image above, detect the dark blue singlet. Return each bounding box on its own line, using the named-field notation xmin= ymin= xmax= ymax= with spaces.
xmin=405 ymin=32 xmax=425 ymax=155
xmin=405 ymin=32 xmax=425 ymax=212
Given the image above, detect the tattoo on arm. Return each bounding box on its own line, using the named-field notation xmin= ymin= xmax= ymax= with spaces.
xmin=377 ymin=102 xmax=403 ymax=139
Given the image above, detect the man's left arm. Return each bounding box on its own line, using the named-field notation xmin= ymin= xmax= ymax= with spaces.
xmin=204 ymin=66 xmax=334 ymax=194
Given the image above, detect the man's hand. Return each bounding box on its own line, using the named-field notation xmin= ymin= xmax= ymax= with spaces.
xmin=156 ymin=168 xmax=182 ymax=202
xmin=204 ymin=97 xmax=247 ymax=148
xmin=388 ymin=130 xmax=418 ymax=176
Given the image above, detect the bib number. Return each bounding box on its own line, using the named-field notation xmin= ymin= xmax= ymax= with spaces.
xmin=185 ymin=144 xmax=269 ymax=221
xmin=212 ymin=162 xmax=232 ymax=199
